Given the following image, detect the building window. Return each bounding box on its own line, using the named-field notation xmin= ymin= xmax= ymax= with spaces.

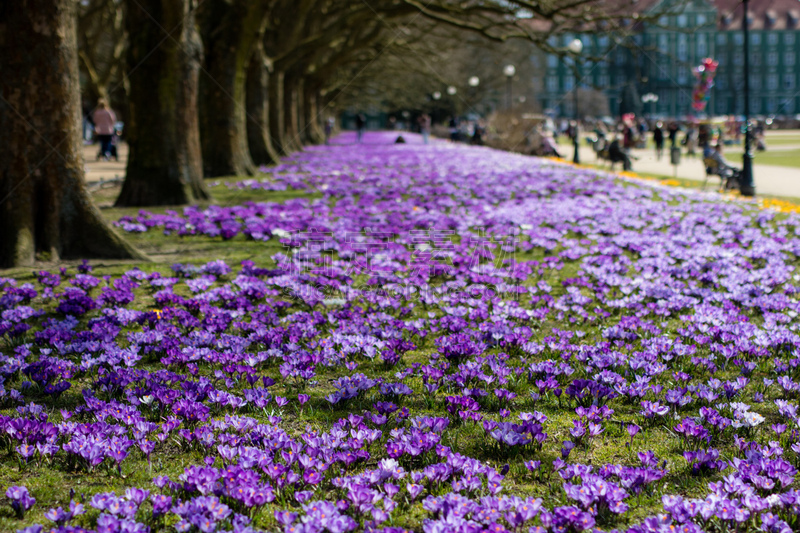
xmin=547 ymin=55 xmax=558 ymax=68
xmin=598 ymin=36 xmax=609 ymax=48
xmin=564 ymin=76 xmax=574 ymax=91
xmin=751 ymin=53 xmax=761 ymax=67
xmin=716 ymin=33 xmax=726 ymax=45
xmin=786 ymin=33 xmax=796 ymax=46
xmin=785 ymin=75 xmax=795 ymax=90
xmin=546 ymin=76 xmax=558 ymax=92
xmin=750 ymin=75 xmax=761 ymax=91
xmin=768 ymin=52 xmax=779 ymax=66
xmin=678 ymin=70 xmax=688 ymax=84
xmin=679 ymin=91 xmax=689 ymax=106
xmin=767 ymin=97 xmax=776 ymax=113
xmin=659 ymin=16 xmax=668 ymax=26
xmin=677 ymin=14 xmax=687 ymax=27
xmin=697 ymin=14 xmax=706 ymax=26
xmin=768 ymin=74 xmax=779 ymax=91
xmin=697 ymin=35 xmax=707 ymax=57
xmin=786 ymin=52 xmax=796 ymax=66
xmin=768 ymin=33 xmax=778 ymax=46
xmin=734 ymin=33 xmax=744 ymax=45
xmin=678 ymin=36 xmax=687 ymax=61
xmin=750 ymin=96 xmax=760 ymax=114
xmin=751 ymin=33 xmax=761 ymax=46
xmin=598 ymin=75 xmax=610 ymax=88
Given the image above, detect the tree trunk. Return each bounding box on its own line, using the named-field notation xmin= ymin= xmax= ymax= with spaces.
xmin=117 ymin=0 xmax=210 ymax=206
xmin=198 ymin=0 xmax=269 ymax=177
xmin=0 ymin=0 xmax=145 ymax=268
xmin=246 ymin=42 xmax=280 ymax=167
xmin=302 ymin=83 xmax=324 ymax=145
xmin=282 ymin=73 xmax=301 ymax=152
xmin=268 ymin=69 xmax=288 ymax=155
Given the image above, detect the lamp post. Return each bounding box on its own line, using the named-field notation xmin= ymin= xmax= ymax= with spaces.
xmin=740 ymin=0 xmax=755 ymax=196
xmin=503 ymin=64 xmax=516 ymax=109
xmin=568 ymin=38 xmax=583 ymax=164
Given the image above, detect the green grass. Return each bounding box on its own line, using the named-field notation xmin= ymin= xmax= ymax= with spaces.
xmin=0 ymin=166 xmax=797 ymax=532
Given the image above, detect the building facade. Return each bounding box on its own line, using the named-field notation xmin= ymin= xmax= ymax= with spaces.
xmin=538 ymin=0 xmax=800 ymax=119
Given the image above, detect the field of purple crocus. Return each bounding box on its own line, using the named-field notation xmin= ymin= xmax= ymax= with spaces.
xmin=2 ymin=132 xmax=800 ymax=533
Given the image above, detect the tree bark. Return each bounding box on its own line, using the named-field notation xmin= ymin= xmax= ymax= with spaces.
xmin=0 ymin=0 xmax=145 ymax=268
xmin=246 ymin=42 xmax=280 ymax=167
xmin=198 ymin=0 xmax=270 ymax=177
xmin=282 ymin=73 xmax=301 ymax=152
xmin=117 ymin=0 xmax=210 ymax=206
xmin=268 ymin=69 xmax=288 ymax=155
xmin=302 ymin=82 xmax=324 ymax=145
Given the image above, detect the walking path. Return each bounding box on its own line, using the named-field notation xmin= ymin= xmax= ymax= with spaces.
xmin=574 ymin=143 xmax=800 ymax=198
xmin=82 ymin=142 xmax=127 ymax=185
xmin=83 ymin=137 xmax=800 ymax=199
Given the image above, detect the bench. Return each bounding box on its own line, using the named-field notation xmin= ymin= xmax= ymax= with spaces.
xmin=703 ymin=157 xmax=739 ymax=191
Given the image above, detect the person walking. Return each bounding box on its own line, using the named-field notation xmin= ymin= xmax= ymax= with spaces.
xmin=668 ymin=122 xmax=679 ymax=148
xmin=418 ymin=114 xmax=431 ymax=144
xmin=653 ymin=122 xmax=664 ymax=160
xmin=92 ymin=99 xmax=117 ymax=161
xmin=324 ymin=117 xmax=334 ymax=145
xmin=355 ymin=113 xmax=366 ymax=143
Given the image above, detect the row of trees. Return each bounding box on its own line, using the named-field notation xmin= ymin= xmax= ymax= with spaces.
xmin=0 ymin=0 xmax=687 ymax=267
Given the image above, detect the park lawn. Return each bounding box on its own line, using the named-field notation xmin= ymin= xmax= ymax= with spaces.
xmin=2 ymin=136 xmax=800 ymax=533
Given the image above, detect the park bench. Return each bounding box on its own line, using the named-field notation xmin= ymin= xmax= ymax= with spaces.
xmin=703 ymin=156 xmax=739 ymax=191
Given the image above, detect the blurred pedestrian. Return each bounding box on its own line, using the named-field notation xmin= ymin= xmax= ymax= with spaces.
xmin=448 ymin=117 xmax=459 ymax=142
xmin=92 ymin=99 xmax=117 ymax=161
xmin=668 ymin=122 xmax=679 ymax=148
xmin=418 ymin=114 xmax=431 ymax=144
xmin=324 ymin=117 xmax=334 ymax=145
xmin=355 ymin=113 xmax=366 ymax=143
xmin=653 ymin=122 xmax=664 ymax=160
xmin=609 ymin=135 xmax=632 ymax=171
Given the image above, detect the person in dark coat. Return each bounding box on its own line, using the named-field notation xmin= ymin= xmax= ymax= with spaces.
xmin=668 ymin=122 xmax=679 ymax=148
xmin=355 ymin=113 xmax=366 ymax=143
xmin=608 ymin=136 xmax=632 ymax=171
xmin=653 ymin=122 xmax=664 ymax=160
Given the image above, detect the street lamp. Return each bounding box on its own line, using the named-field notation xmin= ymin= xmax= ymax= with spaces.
xmin=468 ymin=76 xmax=480 ymax=87
xmin=567 ymin=38 xmax=583 ymax=164
xmin=503 ymin=64 xmax=516 ymax=109
xmin=432 ymin=91 xmax=441 ymax=101
xmin=447 ymin=85 xmax=457 ymax=96
xmin=741 ymin=0 xmax=755 ymax=196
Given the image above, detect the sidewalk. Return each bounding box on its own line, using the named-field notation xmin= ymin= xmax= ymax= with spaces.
xmin=575 ymin=144 xmax=800 ymax=198
xmin=82 ymin=142 xmax=127 ymax=184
